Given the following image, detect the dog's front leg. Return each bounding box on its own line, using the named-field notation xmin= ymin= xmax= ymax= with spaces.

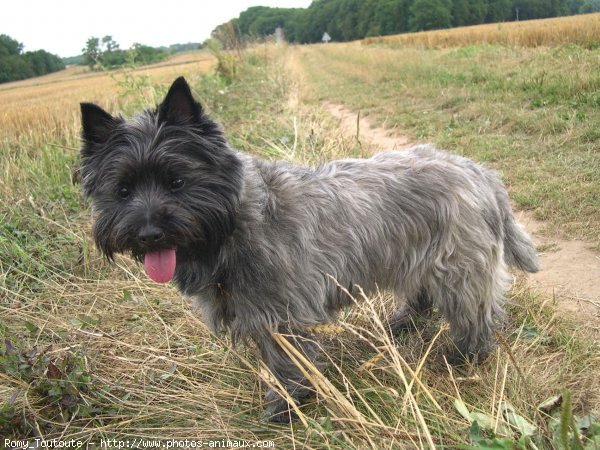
xmin=255 ymin=327 xmax=320 ymax=423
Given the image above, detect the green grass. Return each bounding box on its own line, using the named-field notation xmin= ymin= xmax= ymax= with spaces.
xmin=1 ymin=45 xmax=599 ymax=448
xmin=294 ymin=43 xmax=600 ymax=247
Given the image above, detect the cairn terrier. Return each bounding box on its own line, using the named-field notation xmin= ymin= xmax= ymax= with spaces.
xmin=80 ymin=77 xmax=538 ymax=422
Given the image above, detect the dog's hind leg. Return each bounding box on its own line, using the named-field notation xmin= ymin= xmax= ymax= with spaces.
xmin=255 ymin=327 xmax=320 ymax=423
xmin=432 ymin=254 xmax=508 ymax=364
xmin=389 ymin=287 xmax=433 ymax=334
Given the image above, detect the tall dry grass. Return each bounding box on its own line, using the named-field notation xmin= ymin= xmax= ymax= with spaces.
xmin=1 ymin=44 xmax=599 ymax=448
xmin=363 ymin=13 xmax=600 ymax=49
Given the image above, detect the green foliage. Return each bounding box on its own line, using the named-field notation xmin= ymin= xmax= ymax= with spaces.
xmin=130 ymin=43 xmax=168 ymax=65
xmin=410 ymin=0 xmax=453 ymax=30
xmin=0 ymin=338 xmax=96 ymax=435
xmin=580 ymin=0 xmax=600 ymax=12
xmin=113 ymin=68 xmax=161 ymax=113
xmin=452 ymin=0 xmax=487 ymax=27
xmin=166 ymin=42 xmax=202 ymax=52
xmin=0 ymin=34 xmax=65 ymax=83
xmin=486 ymin=0 xmax=513 ymax=21
xmin=204 ymin=39 xmax=242 ymax=84
xmin=211 ymin=0 xmax=581 ymax=45
xmin=534 ymin=391 xmax=600 ymax=449
xmin=514 ymin=0 xmax=571 ymax=20
xmin=102 ymin=35 xmax=119 ymax=53
xmin=82 ymin=36 xmax=101 ymax=67
xmin=237 ymin=6 xmax=301 ymax=37
xmin=82 ymin=36 xmax=168 ymax=70
xmin=0 ymin=34 xmax=23 ymax=56
xmin=69 ymin=42 xmax=197 ymax=67
xmin=456 ymin=391 xmax=600 ymax=448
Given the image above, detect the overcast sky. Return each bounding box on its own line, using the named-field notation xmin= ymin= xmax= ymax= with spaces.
xmin=1 ymin=0 xmax=313 ymax=57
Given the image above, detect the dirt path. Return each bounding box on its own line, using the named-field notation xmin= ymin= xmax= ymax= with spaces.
xmin=325 ymin=102 xmax=600 ymax=324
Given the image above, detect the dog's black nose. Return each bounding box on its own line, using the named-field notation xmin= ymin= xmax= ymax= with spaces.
xmin=138 ymin=225 xmax=165 ymax=244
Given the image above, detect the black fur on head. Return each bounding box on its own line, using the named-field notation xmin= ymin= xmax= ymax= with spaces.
xmin=79 ymin=76 xmax=243 ymax=267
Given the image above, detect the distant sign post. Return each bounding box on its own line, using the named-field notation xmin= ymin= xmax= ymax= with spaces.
xmin=322 ymin=32 xmax=331 ymax=43
xmin=275 ymin=27 xmax=284 ymax=45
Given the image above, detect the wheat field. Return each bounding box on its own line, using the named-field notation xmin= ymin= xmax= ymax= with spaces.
xmin=0 ymin=52 xmax=215 ymax=151
xmin=363 ymin=13 xmax=600 ymax=49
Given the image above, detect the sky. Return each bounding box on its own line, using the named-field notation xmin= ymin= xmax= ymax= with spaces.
xmin=0 ymin=0 xmax=313 ymax=57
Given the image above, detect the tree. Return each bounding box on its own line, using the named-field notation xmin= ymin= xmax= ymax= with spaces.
xmin=513 ymin=0 xmax=569 ymax=19
xmin=304 ymin=0 xmax=340 ymax=41
xmin=569 ymin=0 xmax=586 ymax=13
xmin=0 ymin=55 xmax=32 ymax=82
xmin=102 ymin=35 xmax=119 ymax=53
xmin=374 ymin=0 xmax=411 ymax=35
xmin=131 ymin=43 xmax=167 ymax=64
xmin=0 ymin=34 xmax=64 ymax=83
xmin=410 ymin=0 xmax=453 ymax=30
xmin=485 ymin=0 xmax=512 ymax=22
xmin=82 ymin=37 xmax=101 ymax=67
xmin=0 ymin=34 xmax=23 ymax=56
xmin=579 ymin=0 xmax=600 ymax=12
xmin=452 ymin=0 xmax=487 ymax=26
xmin=209 ymin=0 xmax=580 ymax=45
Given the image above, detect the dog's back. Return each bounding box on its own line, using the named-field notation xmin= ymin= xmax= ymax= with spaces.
xmin=239 ymin=144 xmax=537 ymax=322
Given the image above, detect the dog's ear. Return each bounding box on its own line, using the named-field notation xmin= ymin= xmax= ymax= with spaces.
xmin=158 ymin=76 xmax=202 ymax=124
xmin=80 ymin=103 xmax=117 ymax=144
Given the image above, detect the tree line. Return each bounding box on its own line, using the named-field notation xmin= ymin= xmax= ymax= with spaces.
xmin=0 ymin=34 xmax=202 ymax=83
xmin=81 ymin=36 xmax=170 ymax=69
xmin=0 ymin=35 xmax=65 ymax=83
xmin=212 ymin=0 xmax=600 ymax=45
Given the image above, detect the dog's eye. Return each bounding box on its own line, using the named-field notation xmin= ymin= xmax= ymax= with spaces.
xmin=170 ymin=178 xmax=185 ymax=191
xmin=117 ymin=186 xmax=130 ymax=199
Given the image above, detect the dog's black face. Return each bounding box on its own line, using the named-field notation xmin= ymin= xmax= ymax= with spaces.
xmin=80 ymin=77 xmax=243 ymax=283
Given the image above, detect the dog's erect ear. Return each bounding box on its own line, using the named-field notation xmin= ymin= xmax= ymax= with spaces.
xmin=80 ymin=103 xmax=117 ymax=144
xmin=158 ymin=76 xmax=202 ymax=124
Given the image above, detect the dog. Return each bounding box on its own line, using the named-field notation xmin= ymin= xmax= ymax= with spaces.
xmin=79 ymin=76 xmax=538 ymax=422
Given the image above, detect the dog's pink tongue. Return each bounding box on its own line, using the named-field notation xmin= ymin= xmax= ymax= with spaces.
xmin=144 ymin=249 xmax=176 ymax=283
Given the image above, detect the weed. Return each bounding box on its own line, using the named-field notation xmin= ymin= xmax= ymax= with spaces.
xmin=0 ymin=337 xmax=99 ymax=436
xmin=205 ymin=32 xmax=243 ymax=84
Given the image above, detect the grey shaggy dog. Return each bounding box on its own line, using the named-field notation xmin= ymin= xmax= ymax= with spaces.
xmin=80 ymin=77 xmax=539 ymax=422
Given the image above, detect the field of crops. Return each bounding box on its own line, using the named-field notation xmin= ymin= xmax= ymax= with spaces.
xmin=0 ymin=51 xmax=215 ymax=150
xmin=363 ymin=12 xmax=600 ymax=48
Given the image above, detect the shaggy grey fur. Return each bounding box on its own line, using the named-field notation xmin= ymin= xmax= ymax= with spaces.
xmin=80 ymin=77 xmax=538 ymax=422
xmin=189 ymin=146 xmax=539 ymax=420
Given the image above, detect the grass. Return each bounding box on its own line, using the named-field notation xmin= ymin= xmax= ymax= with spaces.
xmin=0 ymin=43 xmax=599 ymax=448
xmin=293 ymin=42 xmax=600 ymax=247
xmin=362 ymin=13 xmax=600 ymax=49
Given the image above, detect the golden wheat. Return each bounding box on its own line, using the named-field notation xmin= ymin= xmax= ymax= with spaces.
xmin=363 ymin=13 xmax=600 ymax=48
xmin=0 ymin=51 xmax=215 ymax=149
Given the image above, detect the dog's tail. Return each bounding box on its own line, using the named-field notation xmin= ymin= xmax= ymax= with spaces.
xmin=503 ymin=216 xmax=539 ymax=273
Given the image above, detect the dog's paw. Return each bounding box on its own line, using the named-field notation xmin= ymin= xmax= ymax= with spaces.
xmin=446 ymin=347 xmax=492 ymax=366
xmin=260 ymin=399 xmax=298 ymax=423
xmin=388 ymin=307 xmax=426 ymax=335
xmin=388 ymin=307 xmax=414 ymax=334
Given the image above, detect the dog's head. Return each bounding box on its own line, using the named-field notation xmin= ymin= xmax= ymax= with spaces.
xmin=79 ymin=77 xmax=242 ymax=283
